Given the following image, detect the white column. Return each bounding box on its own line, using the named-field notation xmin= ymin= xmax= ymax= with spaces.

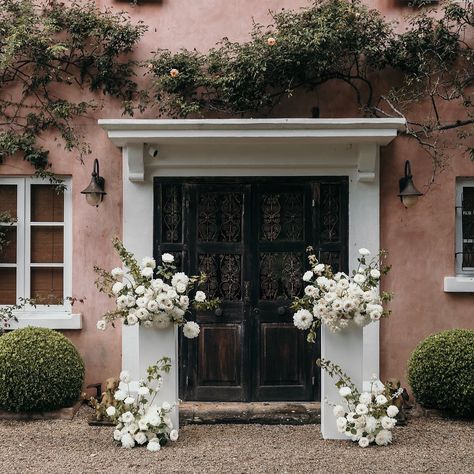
xmin=320 ymin=324 xmax=364 ymax=439
xmin=122 ymin=145 xmax=179 ymax=429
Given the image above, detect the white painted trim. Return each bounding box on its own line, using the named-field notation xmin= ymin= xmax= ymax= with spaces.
xmin=444 ymin=276 xmax=474 ymax=293
xmin=8 ymin=312 xmax=82 ymax=330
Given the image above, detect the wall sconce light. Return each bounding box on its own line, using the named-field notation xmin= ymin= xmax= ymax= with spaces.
xmin=81 ymin=159 xmax=106 ymax=207
xmin=398 ymin=160 xmax=422 ymax=208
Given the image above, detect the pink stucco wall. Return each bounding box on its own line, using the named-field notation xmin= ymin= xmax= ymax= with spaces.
xmin=1 ymin=1 xmax=473 ymax=391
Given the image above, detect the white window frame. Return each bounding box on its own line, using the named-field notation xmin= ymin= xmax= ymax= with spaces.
xmin=0 ymin=176 xmax=81 ymax=328
xmin=444 ymin=178 xmax=474 ymax=292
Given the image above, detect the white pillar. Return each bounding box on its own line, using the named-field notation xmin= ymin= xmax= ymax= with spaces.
xmin=320 ymin=324 xmax=364 ymax=439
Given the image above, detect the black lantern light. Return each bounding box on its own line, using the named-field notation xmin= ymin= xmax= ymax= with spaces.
xmin=81 ymin=159 xmax=106 ymax=207
xmin=398 ymin=160 xmax=422 ymax=208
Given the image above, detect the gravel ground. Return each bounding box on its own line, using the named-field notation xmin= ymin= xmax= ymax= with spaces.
xmin=0 ymin=406 xmax=473 ymax=474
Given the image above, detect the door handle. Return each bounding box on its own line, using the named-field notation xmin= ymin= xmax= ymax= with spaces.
xmin=243 ymin=281 xmax=250 ymax=303
xmin=277 ymin=306 xmax=286 ymax=316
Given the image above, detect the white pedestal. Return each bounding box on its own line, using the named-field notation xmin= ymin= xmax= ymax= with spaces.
xmin=320 ymin=324 xmax=363 ymax=440
xmin=122 ymin=324 xmax=180 ymax=430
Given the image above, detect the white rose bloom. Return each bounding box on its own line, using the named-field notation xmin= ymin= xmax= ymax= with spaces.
xmin=314 ymin=263 xmax=325 ymax=273
xmin=194 ymin=291 xmax=206 ymax=303
xmin=171 ymin=272 xmax=189 ymax=287
xmin=114 ymin=389 xmax=126 ymax=401
xmin=163 ymin=414 xmax=173 ymax=429
xmin=126 ymin=295 xmax=136 ymax=308
xmin=121 ymin=432 xmax=135 ymax=449
xmin=162 ymin=283 xmax=171 ymax=292
xmin=353 ymin=313 xmax=368 ymax=327
xmin=127 ymin=422 xmax=139 ymax=435
xmin=346 ymin=412 xmax=356 ymax=423
xmin=112 ymin=282 xmax=124 ymax=295
xmin=376 ymin=394 xmax=388 ymax=405
xmin=116 ymin=295 xmax=128 ymax=309
xmin=141 ymin=267 xmax=154 ymax=278
xmin=147 ymin=413 xmax=161 ymax=427
xmin=161 ymin=253 xmax=174 ymax=264
xmin=293 ymin=309 xmax=313 ymax=330
xmin=147 ymin=439 xmax=161 ymax=452
xmin=354 ymin=274 xmax=366 ymax=284
xmin=359 ymin=248 xmax=371 ymax=256
xmin=106 ymin=406 xmax=116 ymax=417
xmin=121 ymin=411 xmax=135 ymax=423
xmin=167 ymin=289 xmax=178 ymax=299
xmin=127 ymin=314 xmax=139 ymax=325
xmin=143 ymin=320 xmax=153 ymax=328
xmin=136 ymin=308 xmax=150 ymax=320
xmin=136 ymin=297 xmax=148 ymax=308
xmin=179 ymin=295 xmax=190 ymax=309
xmin=175 ymin=282 xmax=187 ymax=294
xmin=183 ymin=321 xmax=200 ymax=339
xmin=147 ymin=300 xmax=159 ymax=312
xmin=355 ymin=403 xmax=368 ymax=415
xmin=151 ymin=278 xmax=164 ymax=291
xmin=111 ymin=267 xmax=124 ymax=279
xmin=369 ymin=310 xmax=382 ymax=321
xmin=370 ymin=269 xmax=381 ymax=279
xmin=375 ymin=429 xmax=393 ymax=446
xmin=138 ymin=386 xmax=150 ymax=396
xmin=303 ymin=270 xmax=314 ymax=282
xmin=169 ymin=429 xmax=179 ymax=442
xmin=339 ymin=386 xmax=352 ymax=397
xmin=135 ymin=285 xmax=146 ymax=295
xmin=138 ymin=418 xmax=148 ymax=431
xmin=359 ymin=392 xmax=372 ymax=405
xmin=96 ymin=320 xmax=106 ymax=331
xmin=154 ymin=313 xmax=171 ymax=329
xmin=316 ymin=276 xmax=329 ymax=287
xmin=113 ymin=429 xmax=122 ymax=441
xmin=336 ymin=417 xmax=347 ymax=432
xmin=134 ymin=431 xmax=148 ymax=445
xmin=161 ymin=401 xmax=171 ymax=412
xmin=141 ymin=257 xmax=156 ymax=269
xmin=124 ymin=396 xmax=135 ymax=405
xmin=333 ymin=405 xmax=345 ymax=418
xmin=358 ymin=437 xmax=370 ymax=448
xmin=304 ymin=285 xmax=319 ymax=297
xmin=365 ymin=415 xmax=377 ymax=433
xmin=381 ymin=416 xmax=397 ymax=430
xmin=387 ymin=405 xmax=399 ymax=418
xmin=371 ymin=380 xmax=385 ymax=395
xmin=119 ymin=370 xmax=131 ymax=383
xmin=324 ymin=292 xmax=337 ymax=303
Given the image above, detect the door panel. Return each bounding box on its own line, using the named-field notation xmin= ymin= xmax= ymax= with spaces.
xmin=154 ymin=177 xmax=348 ymax=402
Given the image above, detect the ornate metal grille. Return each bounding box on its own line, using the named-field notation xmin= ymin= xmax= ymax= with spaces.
xmin=462 ymin=186 xmax=474 ymax=269
xmin=261 ymin=192 xmax=303 ymax=241
xmin=161 ymin=185 xmax=182 ymax=243
xmin=320 ymin=184 xmax=340 ymax=242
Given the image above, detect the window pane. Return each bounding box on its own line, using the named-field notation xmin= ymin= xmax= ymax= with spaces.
xmin=0 ymin=268 xmax=16 ymax=304
xmin=31 ymin=185 xmax=64 ymax=222
xmin=31 ymin=226 xmax=63 ymax=263
xmin=0 ymin=185 xmax=17 ymax=218
xmin=0 ymin=227 xmax=16 ymax=263
xmin=30 ymin=267 xmax=63 ymax=304
xmin=462 ymin=187 xmax=474 ymax=268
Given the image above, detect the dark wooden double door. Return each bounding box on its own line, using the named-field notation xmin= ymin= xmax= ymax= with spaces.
xmin=154 ymin=177 xmax=348 ymax=402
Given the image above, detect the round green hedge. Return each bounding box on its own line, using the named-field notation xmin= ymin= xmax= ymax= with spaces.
xmin=408 ymin=329 xmax=474 ymax=418
xmin=0 ymin=327 xmax=85 ymax=412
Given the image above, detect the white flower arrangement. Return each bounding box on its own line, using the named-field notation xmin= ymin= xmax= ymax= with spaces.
xmin=292 ymin=247 xmax=392 ymax=342
xmin=105 ymin=357 xmax=179 ymax=451
xmin=319 ymin=358 xmax=402 ymax=448
xmin=94 ymin=238 xmax=220 ymax=338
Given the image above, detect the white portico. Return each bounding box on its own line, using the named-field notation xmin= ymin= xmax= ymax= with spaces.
xmin=99 ymin=118 xmax=404 ymax=438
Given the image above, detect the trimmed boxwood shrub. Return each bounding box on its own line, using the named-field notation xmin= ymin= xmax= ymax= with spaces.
xmin=407 ymin=329 xmax=474 ymax=418
xmin=0 ymin=327 xmax=85 ymax=413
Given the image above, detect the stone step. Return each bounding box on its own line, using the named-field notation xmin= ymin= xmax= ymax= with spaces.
xmin=180 ymin=401 xmax=321 ymax=425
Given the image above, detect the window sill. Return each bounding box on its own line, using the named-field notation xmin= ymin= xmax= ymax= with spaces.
xmin=7 ymin=312 xmax=82 ymax=330
xmin=444 ymin=276 xmax=474 ymax=293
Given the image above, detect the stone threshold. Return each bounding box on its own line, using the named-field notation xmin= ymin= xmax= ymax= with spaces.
xmin=0 ymin=400 xmax=82 ymax=421
xmin=180 ymin=401 xmax=321 ymax=425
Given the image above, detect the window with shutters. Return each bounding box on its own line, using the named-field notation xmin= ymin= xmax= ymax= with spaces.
xmin=456 ymin=179 xmax=474 ymax=275
xmin=0 ymin=177 xmax=77 ymax=326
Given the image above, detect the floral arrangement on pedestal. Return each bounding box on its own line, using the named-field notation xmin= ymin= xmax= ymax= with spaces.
xmin=292 ymin=247 xmax=391 ymax=342
xmin=318 ymin=358 xmax=402 ymax=448
xmin=95 ymin=238 xmax=219 ymax=338
xmin=104 ymin=357 xmax=178 ymax=451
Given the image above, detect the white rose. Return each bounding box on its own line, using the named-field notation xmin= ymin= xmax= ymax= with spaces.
xmin=358 ymin=437 xmax=370 ymax=448
xmin=365 ymin=415 xmax=377 ymax=433
xmin=147 ymin=439 xmax=161 ymax=452
xmin=138 ymin=418 xmax=148 ymax=431
xmin=127 ymin=314 xmax=139 ymax=325
xmin=147 ymin=413 xmax=161 ymax=427
xmin=151 ymin=278 xmax=164 ymax=291
xmin=121 ymin=411 xmax=135 ymax=423
xmin=124 ymin=397 xmax=135 ymax=405
xmin=336 ymin=417 xmax=347 ymax=432
xmin=169 ymin=429 xmax=179 ymax=442
xmin=314 ymin=263 xmax=325 ymax=273
xmin=116 ymin=295 xmax=128 ymax=309
xmin=134 ymin=431 xmax=148 ymax=445
xmin=138 ymin=386 xmax=150 ymax=396
xmin=176 ymin=282 xmax=187 ymax=294
xmin=113 ymin=429 xmax=122 ymax=441
xmin=333 ymin=405 xmax=345 ymax=418
xmin=147 ymin=300 xmax=159 ymax=312
xmin=381 ymin=416 xmax=397 ymax=430
xmin=126 ymin=295 xmax=136 ymax=307
xmin=194 ymin=291 xmax=206 ymax=303
xmin=161 ymin=253 xmax=174 ymax=264
xmin=375 ymin=429 xmax=392 ymax=446
xmin=293 ymin=309 xmax=313 ymax=331
xmin=167 ymin=289 xmax=178 ymax=299
xmin=353 ymin=313 xmax=367 ymax=327
xmin=111 ymin=267 xmax=124 ymax=279
xmin=112 ymin=282 xmax=124 ymax=295
xmin=136 ymin=308 xmax=150 ymax=320
xmin=141 ymin=267 xmax=154 ymax=278
xmin=153 ymin=313 xmax=171 ymax=329
xmin=96 ymin=320 xmax=106 ymax=331
xmin=179 ymin=295 xmax=190 ymax=308
xmin=183 ymin=321 xmax=200 ymax=339
xmin=376 ymin=394 xmax=388 ymax=405
xmin=354 ymin=274 xmax=366 ymax=284
xmin=121 ymin=432 xmax=135 ymax=449
xmin=161 ymin=402 xmax=171 ymax=412
xmin=304 ymin=285 xmax=319 ymax=297
xmin=369 ymin=310 xmax=382 ymax=321
xmin=339 ymin=386 xmax=352 ymax=397
xmin=106 ymin=406 xmax=116 ymax=417
xmin=355 ymin=403 xmax=368 ymax=415
xmin=120 ymin=370 xmax=131 ymax=383
xmin=303 ymin=270 xmax=314 ymax=282
xmin=171 ymin=272 xmax=189 ymax=287
xmin=371 ymin=380 xmax=385 ymax=395
xmin=136 ymin=297 xmax=148 ymax=308
xmin=370 ymin=269 xmax=381 ymax=279
xmin=387 ymin=405 xmax=399 ymax=418
xmin=135 ymin=285 xmax=146 ymax=295
xmin=163 ymin=414 xmax=173 ymax=429
xmin=358 ymin=248 xmax=371 ymax=256
xmin=141 ymin=257 xmax=156 ymax=269
xmin=114 ymin=389 xmax=126 ymax=401
xmin=359 ymin=392 xmax=372 ymax=405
